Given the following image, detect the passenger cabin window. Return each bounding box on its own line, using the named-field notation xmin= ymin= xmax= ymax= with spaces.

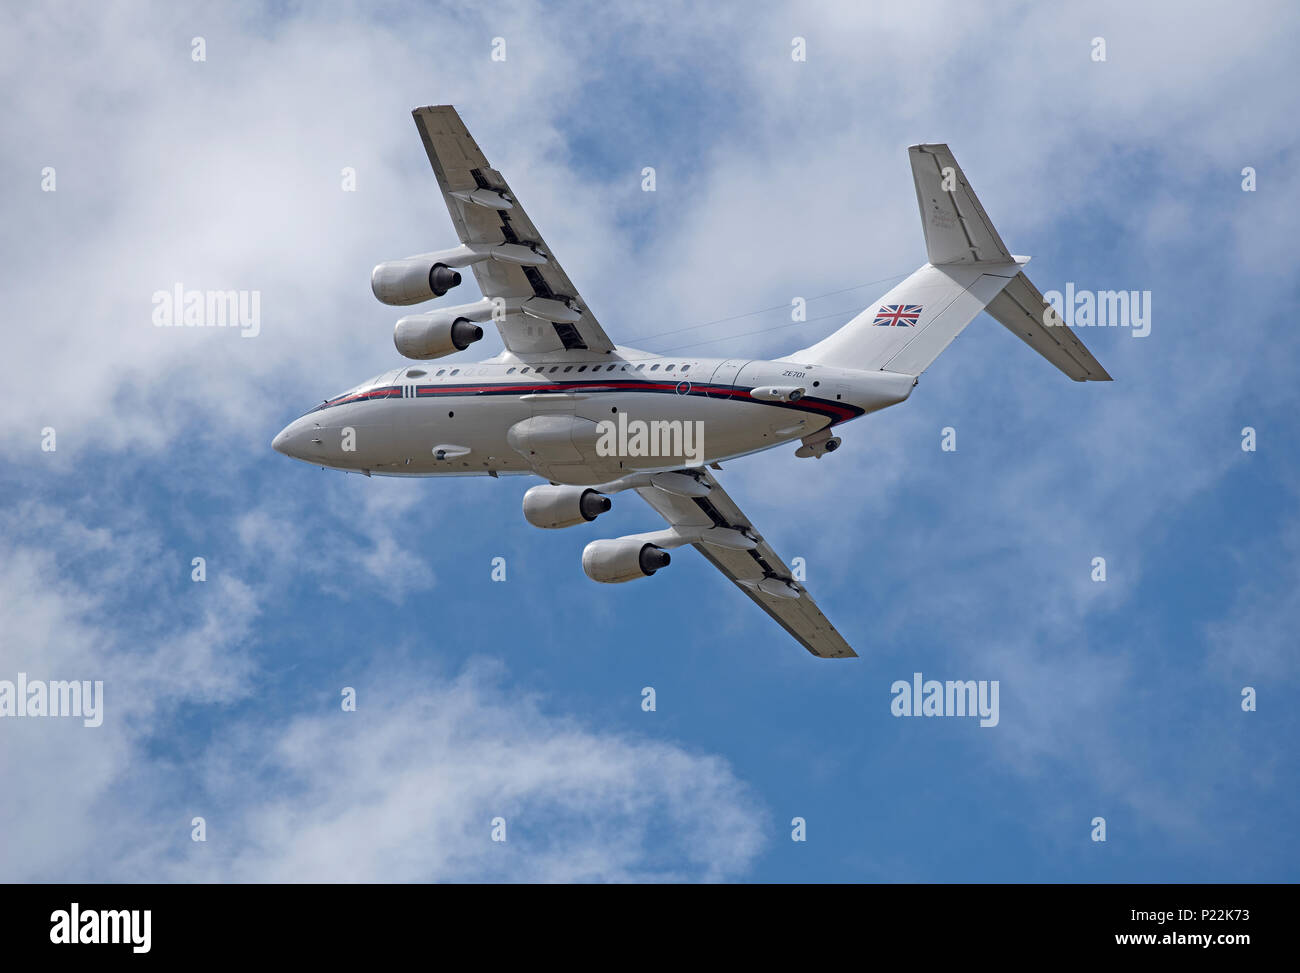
xmin=650 ymin=364 xmax=660 ymax=371
xmin=635 ymin=364 xmax=646 ymax=371
xmin=450 ymin=369 xmax=459 ymax=376
xmin=577 ymin=365 xmax=587 ymax=372
xmin=665 ymin=364 xmax=675 ymax=371
xmin=681 ymin=364 xmax=691 ymax=372
xmin=507 ymin=367 xmax=516 ymax=374
xmin=436 ymin=369 xmax=446 ymax=376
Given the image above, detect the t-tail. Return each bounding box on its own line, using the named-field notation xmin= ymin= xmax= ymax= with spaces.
xmin=784 ymin=144 xmax=1111 ymax=382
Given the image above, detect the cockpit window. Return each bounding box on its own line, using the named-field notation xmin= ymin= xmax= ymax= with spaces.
xmin=329 ymin=379 xmax=371 ymax=402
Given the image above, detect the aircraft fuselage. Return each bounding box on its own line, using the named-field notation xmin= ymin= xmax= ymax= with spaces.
xmin=272 ymin=350 xmax=914 ymax=485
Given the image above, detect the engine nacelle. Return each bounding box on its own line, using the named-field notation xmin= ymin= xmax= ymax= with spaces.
xmin=582 ymin=538 xmax=670 ymax=584
xmin=371 ymin=254 xmax=464 ymax=306
xmin=393 ymin=312 xmax=483 ymax=360
xmin=523 ymin=485 xmax=611 ymax=529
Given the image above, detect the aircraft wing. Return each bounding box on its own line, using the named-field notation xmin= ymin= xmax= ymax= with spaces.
xmin=633 ymin=469 xmax=857 ymax=659
xmin=411 ymin=106 xmax=616 ymax=355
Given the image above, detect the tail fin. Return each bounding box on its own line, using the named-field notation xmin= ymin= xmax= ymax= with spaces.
xmin=911 ymin=143 xmax=1013 ymax=266
xmin=785 ymin=144 xmax=1111 ymax=382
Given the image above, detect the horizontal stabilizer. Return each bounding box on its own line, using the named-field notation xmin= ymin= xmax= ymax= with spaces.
xmin=984 ymin=272 xmax=1113 ymax=382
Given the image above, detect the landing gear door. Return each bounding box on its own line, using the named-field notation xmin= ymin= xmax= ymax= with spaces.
xmin=706 ymin=359 xmax=752 ymax=398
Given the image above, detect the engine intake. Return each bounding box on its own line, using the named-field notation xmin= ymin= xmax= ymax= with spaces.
xmin=523 ymin=485 xmax=611 ymax=529
xmin=394 ymin=312 xmax=483 ymax=360
xmin=582 ymin=538 xmax=670 ymax=583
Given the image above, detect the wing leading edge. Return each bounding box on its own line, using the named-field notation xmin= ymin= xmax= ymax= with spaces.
xmin=633 ymin=470 xmax=857 ymax=659
xmin=411 ymin=106 xmax=616 ymax=356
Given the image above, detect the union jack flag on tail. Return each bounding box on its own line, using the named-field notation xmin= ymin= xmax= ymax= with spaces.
xmin=873 ymin=304 xmax=923 ymax=327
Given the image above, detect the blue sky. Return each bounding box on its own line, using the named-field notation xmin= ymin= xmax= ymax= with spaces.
xmin=2 ymin=0 xmax=1298 ymax=881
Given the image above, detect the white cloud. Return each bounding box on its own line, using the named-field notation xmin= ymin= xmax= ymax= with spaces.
xmin=154 ymin=659 xmax=766 ymax=883
xmin=0 ymin=500 xmax=765 ymax=882
xmin=235 ymin=473 xmax=437 ymax=601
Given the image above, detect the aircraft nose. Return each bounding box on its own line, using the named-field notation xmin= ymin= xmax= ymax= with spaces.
xmin=273 ymin=415 xmax=327 ymax=461
xmin=272 ymin=420 xmax=304 ymax=457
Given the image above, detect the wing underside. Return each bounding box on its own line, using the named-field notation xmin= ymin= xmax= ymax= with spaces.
xmin=634 ymin=470 xmax=857 ymax=659
xmin=412 ymin=106 xmax=615 ymax=356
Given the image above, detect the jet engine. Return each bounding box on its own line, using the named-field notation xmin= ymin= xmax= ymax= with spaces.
xmin=371 ymin=255 xmax=464 ymax=306
xmin=523 ymin=484 xmax=611 ymax=529
xmin=394 ymin=312 xmax=484 ymax=360
xmin=582 ymin=538 xmax=671 ymax=583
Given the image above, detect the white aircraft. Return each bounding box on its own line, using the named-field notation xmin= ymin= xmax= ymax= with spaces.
xmin=273 ymin=106 xmax=1110 ymax=659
